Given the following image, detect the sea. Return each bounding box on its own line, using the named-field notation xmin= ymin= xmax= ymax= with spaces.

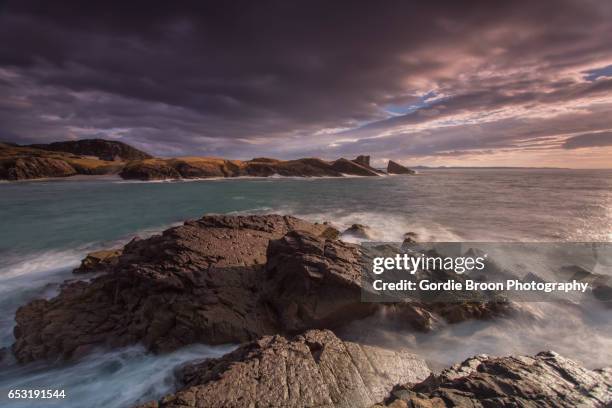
xmin=0 ymin=168 xmax=611 ymax=407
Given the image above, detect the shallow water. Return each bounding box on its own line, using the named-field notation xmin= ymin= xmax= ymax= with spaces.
xmin=0 ymin=169 xmax=611 ymax=407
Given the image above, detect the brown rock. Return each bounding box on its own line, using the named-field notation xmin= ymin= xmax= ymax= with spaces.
xmin=1 ymin=157 xmax=76 ymax=180
xmin=137 ymin=329 xmax=431 ymax=408
xmin=11 ymin=215 xmax=331 ymax=362
xmin=11 ymin=215 xmax=517 ymax=363
xmin=354 ymin=155 xmax=371 ymax=167
xmin=387 ymin=161 xmax=415 ymax=175
xmin=73 ymin=249 xmax=123 ymax=274
xmin=376 ymin=351 xmax=612 ymax=408
xmin=342 ymin=223 xmax=372 ymax=239
xmin=331 ymin=158 xmax=381 ymax=176
xmin=264 ymin=230 xmax=376 ymax=332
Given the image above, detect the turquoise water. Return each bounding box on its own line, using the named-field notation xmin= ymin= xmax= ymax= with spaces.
xmin=0 ymin=169 xmax=611 ymax=407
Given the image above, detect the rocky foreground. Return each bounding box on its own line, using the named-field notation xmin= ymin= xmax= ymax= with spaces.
xmin=8 ymin=214 xmax=611 ymax=407
xmin=134 ymin=334 xmax=611 ymax=408
xmin=1 ymin=139 xmax=416 ymax=180
xmin=12 ymin=214 xmax=506 ymax=362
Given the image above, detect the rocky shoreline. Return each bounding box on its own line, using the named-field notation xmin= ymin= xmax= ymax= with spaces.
xmin=1 ymin=139 xmax=416 ymax=180
xmin=6 ymin=214 xmax=611 ymax=407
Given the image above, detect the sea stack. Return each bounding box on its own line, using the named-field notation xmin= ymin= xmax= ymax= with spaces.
xmin=387 ymin=160 xmax=415 ymax=174
xmin=353 ymin=155 xmax=371 ymax=167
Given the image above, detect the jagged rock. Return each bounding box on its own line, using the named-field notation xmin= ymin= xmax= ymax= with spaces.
xmin=11 ymin=215 xmax=517 ymax=363
xmin=12 ymin=215 xmax=330 ymax=362
xmin=264 ymin=230 xmax=376 ymax=332
xmin=73 ymin=249 xmax=123 ymax=274
xmin=137 ymin=330 xmax=431 ymax=408
xmin=0 ymin=157 xmax=77 ymax=180
xmin=387 ymin=161 xmax=415 ymax=175
xmin=374 ymin=351 xmax=612 ymax=408
xmin=342 ymin=224 xmax=373 ymax=239
xmin=30 ymin=139 xmax=152 ymax=161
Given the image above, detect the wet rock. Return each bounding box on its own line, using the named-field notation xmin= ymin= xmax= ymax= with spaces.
xmin=342 ymin=224 xmax=372 ymax=239
xmin=137 ymin=329 xmax=431 ymax=408
xmin=387 ymin=161 xmax=415 ymax=175
xmin=73 ymin=249 xmax=123 ymax=274
xmin=12 ymin=215 xmax=518 ymax=363
xmin=12 ymin=215 xmax=330 ymax=362
xmin=264 ymin=230 xmax=376 ymax=332
xmin=374 ymin=351 xmax=612 ymax=408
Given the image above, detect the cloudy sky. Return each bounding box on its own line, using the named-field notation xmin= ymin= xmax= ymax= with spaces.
xmin=1 ymin=0 xmax=611 ymax=168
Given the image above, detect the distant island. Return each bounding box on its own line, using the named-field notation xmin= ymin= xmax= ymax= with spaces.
xmin=0 ymin=139 xmax=415 ymax=181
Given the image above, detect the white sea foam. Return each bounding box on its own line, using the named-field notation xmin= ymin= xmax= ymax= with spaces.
xmin=0 ymin=343 xmax=236 ymax=408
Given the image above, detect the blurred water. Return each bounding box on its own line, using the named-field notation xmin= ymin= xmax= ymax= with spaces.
xmin=0 ymin=169 xmax=611 ymax=407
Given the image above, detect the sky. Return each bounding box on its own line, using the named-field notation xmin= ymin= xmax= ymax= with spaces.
xmin=1 ymin=0 xmax=611 ymax=168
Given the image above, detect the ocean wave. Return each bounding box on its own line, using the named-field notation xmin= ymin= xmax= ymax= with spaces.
xmin=0 ymin=343 xmax=236 ymax=408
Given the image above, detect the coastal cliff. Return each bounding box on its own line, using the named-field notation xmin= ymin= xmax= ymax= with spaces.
xmin=0 ymin=142 xmax=124 ymax=180
xmin=1 ymin=139 xmax=416 ymax=180
xmin=29 ymin=139 xmax=152 ymax=161
xmin=119 ymin=156 xmax=385 ymax=180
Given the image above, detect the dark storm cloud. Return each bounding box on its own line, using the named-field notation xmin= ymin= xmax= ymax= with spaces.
xmin=563 ymin=131 xmax=612 ymax=149
xmin=0 ymin=0 xmax=611 ymax=161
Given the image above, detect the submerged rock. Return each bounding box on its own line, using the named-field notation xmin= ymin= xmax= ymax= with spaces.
xmin=137 ymin=329 xmax=431 ymax=408
xmin=373 ymin=351 xmax=612 ymax=408
xmin=386 ymin=161 xmax=415 ymax=175
xmin=342 ymin=224 xmax=373 ymax=239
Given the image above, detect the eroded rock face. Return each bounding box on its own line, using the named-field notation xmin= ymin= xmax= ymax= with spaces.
xmin=374 ymin=351 xmax=612 ymax=408
xmin=138 ymin=329 xmax=431 ymax=408
xmin=12 ymin=215 xmax=330 ymax=362
xmin=120 ymin=156 xmax=384 ymax=180
xmin=11 ymin=215 xmax=517 ymax=363
xmin=387 ymin=161 xmax=415 ymax=175
xmin=264 ymin=230 xmax=376 ymax=333
xmin=0 ymin=157 xmax=77 ymax=180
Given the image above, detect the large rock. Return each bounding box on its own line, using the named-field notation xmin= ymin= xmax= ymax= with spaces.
xmin=137 ymin=330 xmax=431 ymax=408
xmin=0 ymin=157 xmax=76 ymax=180
xmin=12 ymin=215 xmax=330 ymax=362
xmin=386 ymin=161 xmax=415 ymax=175
xmin=374 ymin=351 xmax=612 ymax=408
xmin=264 ymin=230 xmax=376 ymax=333
xmin=354 ymin=155 xmax=371 ymax=167
xmin=331 ymin=158 xmax=381 ymax=177
xmin=30 ymin=139 xmax=152 ymax=161
xmin=11 ymin=215 xmax=515 ymax=363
